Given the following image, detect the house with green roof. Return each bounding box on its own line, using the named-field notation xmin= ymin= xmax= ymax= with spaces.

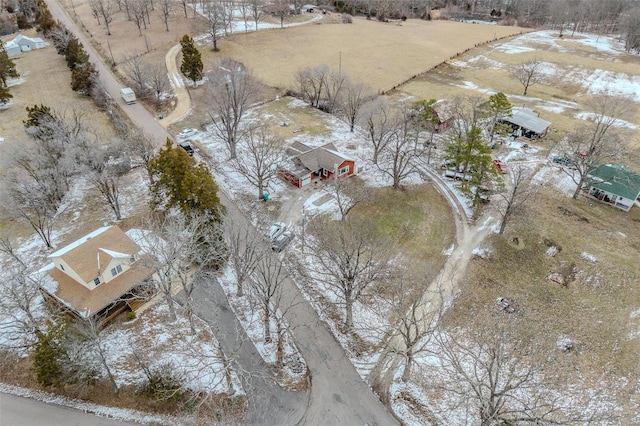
xmin=588 ymin=164 xmax=640 ymax=212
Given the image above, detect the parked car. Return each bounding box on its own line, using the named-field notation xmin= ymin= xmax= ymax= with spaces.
xmin=440 ymin=159 xmax=457 ymax=170
xmin=179 ymin=128 xmax=198 ymax=138
xmin=472 ymin=186 xmax=491 ymax=203
xmin=265 ymin=222 xmax=286 ymax=241
xmin=178 ymin=141 xmax=194 ymax=156
xmin=492 ymin=159 xmax=509 ymax=174
xmin=552 ymin=155 xmax=571 ymax=166
xmin=272 ymin=231 xmax=294 ymax=253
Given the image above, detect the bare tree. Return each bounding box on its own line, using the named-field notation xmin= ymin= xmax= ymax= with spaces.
xmin=558 ymin=95 xmax=632 ymax=199
xmin=425 ymin=324 xmax=610 ymax=425
xmin=512 ymin=57 xmax=543 ymax=96
xmin=2 ymin=107 xmax=86 ymax=248
xmin=223 ymin=213 xmax=268 ymax=297
xmin=147 ymin=63 xmax=169 ymax=108
xmin=178 ymin=0 xmax=187 ymax=17
xmin=307 ymin=215 xmax=394 ymax=332
xmin=238 ymin=0 xmax=251 ymax=32
xmin=377 ymin=107 xmax=424 ymax=190
xmin=127 ymin=0 xmax=147 ymax=35
xmin=203 ymin=0 xmax=224 ymax=51
xmin=324 ymin=177 xmax=371 ymax=221
xmin=249 ymin=254 xmax=287 ymax=344
xmin=159 ymin=0 xmax=171 ymax=31
xmin=0 ymin=264 xmax=46 ymax=348
xmin=497 ymin=165 xmax=536 ymax=234
xmin=233 ymin=127 xmax=285 ymax=200
xmin=207 ymin=58 xmax=261 ymax=159
xmin=359 ymin=96 xmax=397 ymax=164
xmin=295 ymin=65 xmax=330 ymax=109
xmin=249 ymin=0 xmax=265 ymax=30
xmin=122 ymin=52 xmax=149 ymax=95
xmin=68 ymin=317 xmax=120 ymax=394
xmin=341 ymin=80 xmax=373 ymax=132
xmin=142 ymin=212 xmax=224 ymax=329
xmin=324 ymin=69 xmax=347 ymax=114
xmin=91 ymin=0 xmax=117 ymax=35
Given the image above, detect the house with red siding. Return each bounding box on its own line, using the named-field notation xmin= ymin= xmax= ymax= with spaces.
xmin=278 ymin=141 xmax=356 ymax=188
xmin=432 ymin=99 xmax=455 ymax=133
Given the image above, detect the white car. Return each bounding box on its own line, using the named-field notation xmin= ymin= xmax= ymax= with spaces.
xmin=272 ymin=231 xmax=294 ymax=253
xmin=265 ymin=222 xmax=286 ymax=241
xmin=179 ymin=128 xmax=198 ymax=138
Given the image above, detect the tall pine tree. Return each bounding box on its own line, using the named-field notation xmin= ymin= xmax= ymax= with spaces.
xmin=148 ymin=139 xmax=223 ymax=221
xmin=180 ymin=35 xmax=203 ymax=86
xmin=0 ymin=44 xmax=19 ymax=88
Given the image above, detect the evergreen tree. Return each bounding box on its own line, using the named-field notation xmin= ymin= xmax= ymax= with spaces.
xmin=0 ymin=44 xmax=19 ymax=88
xmin=0 ymin=85 xmax=12 ymax=104
xmin=445 ymin=125 xmax=497 ymax=202
xmin=36 ymin=0 xmax=56 ymax=34
xmin=480 ymin=92 xmax=512 ymax=144
xmin=24 ymin=104 xmax=55 ymax=128
xmin=71 ymin=62 xmax=98 ymax=94
xmin=64 ymin=37 xmax=87 ymax=69
xmin=180 ymin=35 xmax=203 ymax=85
xmin=148 ymin=139 xmax=223 ymax=221
xmin=32 ymin=320 xmax=68 ymax=388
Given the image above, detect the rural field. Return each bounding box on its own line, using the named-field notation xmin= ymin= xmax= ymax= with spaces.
xmin=2 ymin=2 xmax=640 ymax=424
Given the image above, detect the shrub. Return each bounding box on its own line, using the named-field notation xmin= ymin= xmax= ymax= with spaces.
xmin=141 ymin=363 xmax=187 ymax=401
xmin=341 ymin=13 xmax=352 ymax=24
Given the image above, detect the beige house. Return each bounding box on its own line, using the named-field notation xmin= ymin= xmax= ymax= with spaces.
xmin=42 ymin=226 xmax=155 ymax=324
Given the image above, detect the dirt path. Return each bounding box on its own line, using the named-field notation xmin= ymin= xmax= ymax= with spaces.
xmin=369 ymin=164 xmax=498 ymax=394
xmin=159 ymin=44 xmax=191 ymax=128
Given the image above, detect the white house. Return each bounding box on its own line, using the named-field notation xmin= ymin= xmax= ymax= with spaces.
xmin=41 ymin=226 xmax=155 ymax=324
xmin=9 ymin=34 xmax=46 ymax=53
xmin=2 ymin=40 xmax=21 ymax=58
xmin=588 ymin=164 xmax=640 ymax=212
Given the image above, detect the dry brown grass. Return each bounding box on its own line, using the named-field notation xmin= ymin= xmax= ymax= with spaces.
xmin=398 ymin=32 xmax=640 ymax=137
xmin=0 ymin=29 xmax=112 ymax=152
xmin=215 ymin=17 xmax=530 ymax=93
xmin=445 ymin=188 xmax=640 ymax=402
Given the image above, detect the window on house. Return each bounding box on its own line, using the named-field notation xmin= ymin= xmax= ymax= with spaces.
xmin=94 ymin=277 xmax=101 ymax=286
xmin=338 ymin=166 xmax=350 ymax=176
xmin=111 ymin=264 xmax=123 ymax=277
xmin=129 ymin=255 xmax=136 ymax=263
xmin=60 ymin=264 xmax=65 ymax=271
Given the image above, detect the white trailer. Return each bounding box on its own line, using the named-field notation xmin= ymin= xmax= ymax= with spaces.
xmin=120 ymin=88 xmax=136 ymax=104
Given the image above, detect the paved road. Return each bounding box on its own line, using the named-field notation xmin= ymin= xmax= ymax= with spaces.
xmin=185 ymin=275 xmax=305 ymax=425
xmin=37 ymin=2 xmax=399 ymax=424
xmin=45 ymin=0 xmax=171 ymax=146
xmin=0 ymin=393 xmax=137 ymax=426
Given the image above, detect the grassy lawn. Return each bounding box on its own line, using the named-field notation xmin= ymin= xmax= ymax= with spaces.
xmin=353 ymin=185 xmax=455 ymax=281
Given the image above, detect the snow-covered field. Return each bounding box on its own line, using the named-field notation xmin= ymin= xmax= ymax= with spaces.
xmin=2 ymin=22 xmax=637 ymax=425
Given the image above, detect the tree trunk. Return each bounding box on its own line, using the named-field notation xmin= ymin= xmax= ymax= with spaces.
xmin=263 ymin=305 xmax=271 ymax=343
xmin=401 ymin=354 xmax=413 ymax=382
xmin=344 ymin=298 xmax=353 ymax=331
xmin=236 ymin=278 xmax=244 ymax=297
xmin=276 ymin=319 xmax=284 ymax=370
xmin=165 ymin=293 xmax=177 ymax=321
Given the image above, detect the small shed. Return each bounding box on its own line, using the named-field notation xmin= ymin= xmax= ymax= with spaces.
xmin=502 ymin=107 xmax=551 ymax=139
xmin=588 ymin=164 xmax=640 ymax=212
